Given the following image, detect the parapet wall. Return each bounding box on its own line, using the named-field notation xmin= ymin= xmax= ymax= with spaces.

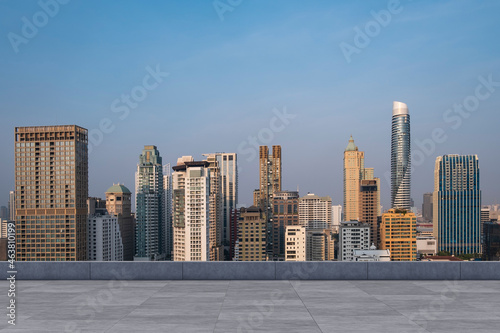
xmin=2 ymin=261 xmax=499 ymax=280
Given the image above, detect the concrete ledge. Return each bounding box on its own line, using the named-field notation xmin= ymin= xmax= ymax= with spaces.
xmin=90 ymin=262 xmax=183 ymax=280
xmin=1 ymin=262 xmax=499 ymax=280
xmin=183 ymin=262 xmax=276 ymax=280
xmin=1 ymin=262 xmax=90 ymax=280
xmin=367 ymin=262 xmax=461 ymax=280
xmin=276 ymin=262 xmax=367 ymax=280
xmin=461 ymin=262 xmax=500 ymax=280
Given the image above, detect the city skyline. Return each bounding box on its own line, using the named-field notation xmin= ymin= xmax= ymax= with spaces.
xmin=1 ymin=1 xmax=500 ymax=211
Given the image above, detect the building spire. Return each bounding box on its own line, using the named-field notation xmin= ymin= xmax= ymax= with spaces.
xmin=345 ymin=135 xmax=357 ymax=151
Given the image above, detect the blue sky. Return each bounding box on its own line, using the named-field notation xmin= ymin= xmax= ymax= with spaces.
xmin=1 ymin=0 xmax=499 ymax=211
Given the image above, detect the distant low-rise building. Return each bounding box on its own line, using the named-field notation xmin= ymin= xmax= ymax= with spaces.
xmin=416 ymin=236 xmax=437 ymax=257
xmin=353 ymin=246 xmax=390 ymax=261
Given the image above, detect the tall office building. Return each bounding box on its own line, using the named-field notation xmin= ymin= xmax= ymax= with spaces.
xmin=256 ymin=145 xmax=282 ymax=257
xmin=272 ymin=190 xmax=299 ymax=259
xmin=380 ymin=208 xmax=417 ymax=261
xmin=391 ymin=101 xmax=411 ymax=209
xmin=306 ymin=228 xmax=335 ymax=261
xmin=172 ymin=157 xmax=211 ymax=261
xmin=204 ymin=154 xmax=224 ymax=261
xmin=8 ymin=191 xmax=15 ymax=221
xmin=15 ymin=125 xmax=88 ymax=261
xmin=482 ymin=222 xmax=500 ymax=261
xmin=237 ymin=206 xmax=266 ymax=261
xmin=343 ymin=136 xmax=365 ymax=221
xmin=135 ymin=145 xmax=165 ymax=261
xmin=203 ymin=153 xmax=238 ymax=252
xmin=422 ymin=193 xmax=433 ymax=223
xmin=87 ymin=211 xmax=123 ymax=261
xmin=433 ymin=155 xmax=481 ymax=255
xmin=106 ymin=184 xmax=135 ymax=261
xmin=359 ymin=179 xmax=380 ymax=247
xmin=299 ymin=193 xmax=332 ymax=229
xmin=163 ymin=164 xmax=173 ymax=259
xmin=332 ymin=205 xmax=342 ymax=230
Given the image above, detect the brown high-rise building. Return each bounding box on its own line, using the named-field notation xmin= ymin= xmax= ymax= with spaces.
xmin=359 ymin=179 xmax=380 ymax=247
xmin=106 ymin=184 xmax=135 ymax=261
xmin=15 ymin=125 xmax=88 ymax=261
xmin=257 ymin=145 xmax=281 ymax=257
xmin=237 ymin=206 xmax=266 ymax=261
xmin=271 ymin=191 xmax=299 ymax=259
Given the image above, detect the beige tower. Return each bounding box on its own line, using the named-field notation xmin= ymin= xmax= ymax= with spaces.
xmin=237 ymin=206 xmax=267 ymax=261
xmin=15 ymin=125 xmax=88 ymax=261
xmin=343 ymin=136 xmax=365 ymax=221
xmin=106 ymin=184 xmax=135 ymax=261
xmin=204 ymin=154 xmax=224 ymax=261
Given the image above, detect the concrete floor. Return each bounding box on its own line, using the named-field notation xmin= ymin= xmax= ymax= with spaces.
xmin=1 ymin=280 xmax=500 ymax=332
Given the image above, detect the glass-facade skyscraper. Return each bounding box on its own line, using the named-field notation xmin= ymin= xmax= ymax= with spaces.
xmin=135 ymin=145 xmax=165 ymax=261
xmin=433 ymin=154 xmax=481 ymax=255
xmin=391 ymin=101 xmax=411 ymax=209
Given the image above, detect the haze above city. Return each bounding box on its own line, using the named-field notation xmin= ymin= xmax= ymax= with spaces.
xmin=1 ymin=0 xmax=499 ymax=210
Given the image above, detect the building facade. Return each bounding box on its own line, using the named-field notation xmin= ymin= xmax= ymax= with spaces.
xmin=203 ymin=153 xmax=238 ymax=251
xmin=380 ymin=208 xmax=417 ymax=261
xmin=87 ymin=212 xmax=123 ymax=261
xmin=359 ymin=179 xmax=380 ymax=247
xmin=339 ymin=221 xmax=370 ymax=261
xmin=306 ymin=228 xmax=335 ymax=261
xmin=343 ymin=136 xmax=365 ymax=221
xmin=8 ymin=191 xmax=15 ymax=221
xmin=204 ymin=155 xmax=224 ymax=261
xmin=285 ymin=225 xmax=306 ymax=261
xmin=106 ymin=184 xmax=135 ymax=261
xmin=135 ymin=145 xmax=165 ymax=261
xmin=272 ymin=190 xmax=299 ymax=259
xmin=163 ymin=164 xmax=173 ymax=260
xmin=422 ymin=193 xmax=433 ymax=223
xmin=237 ymin=206 xmax=266 ymax=261
xmin=482 ymin=222 xmax=500 ymax=261
xmin=391 ymin=101 xmax=411 ymax=209
xmin=172 ymin=157 xmax=211 ymax=261
xmin=299 ymin=193 xmax=332 ymax=229
xmin=331 ymin=205 xmax=342 ymax=232
xmin=433 ymin=155 xmax=481 ymax=255
xmin=15 ymin=125 xmax=88 ymax=261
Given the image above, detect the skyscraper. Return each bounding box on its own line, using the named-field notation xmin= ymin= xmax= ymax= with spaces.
xmin=135 ymin=145 xmax=165 ymax=261
xmin=204 ymin=154 xmax=224 ymax=261
xmin=87 ymin=210 xmax=124 ymax=261
xmin=299 ymin=193 xmax=332 ymax=229
xmin=172 ymin=157 xmax=211 ymax=261
xmin=106 ymin=184 xmax=135 ymax=261
xmin=256 ymin=145 xmax=282 ymax=257
xmin=271 ymin=190 xmax=299 ymax=259
xmin=237 ymin=206 xmax=266 ymax=261
xmin=8 ymin=191 xmax=15 ymax=221
xmin=343 ymin=136 xmax=365 ymax=221
xmin=433 ymin=155 xmax=481 ymax=255
xmin=359 ymin=179 xmax=380 ymax=247
xmin=391 ymin=101 xmax=411 ymax=209
xmin=163 ymin=164 xmax=173 ymax=259
xmin=422 ymin=193 xmax=433 ymax=223
xmin=15 ymin=125 xmax=88 ymax=261
xmin=203 ymin=153 xmax=238 ymax=251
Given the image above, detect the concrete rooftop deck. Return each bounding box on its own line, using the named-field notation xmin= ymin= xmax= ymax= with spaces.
xmin=1 ymin=280 xmax=500 ymax=332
